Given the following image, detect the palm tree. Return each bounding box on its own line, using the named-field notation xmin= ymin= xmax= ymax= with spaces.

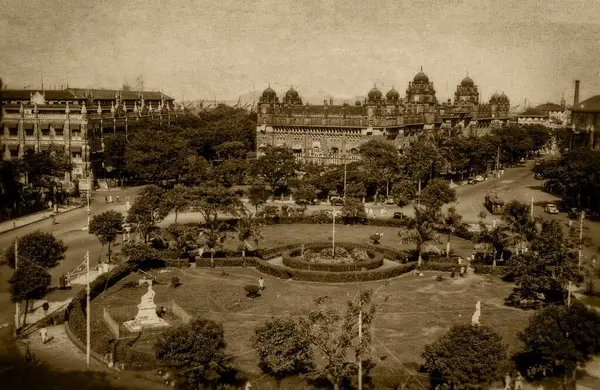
xmin=399 ymin=206 xmax=441 ymax=267
xmin=442 ymin=206 xmax=466 ymax=259
xmin=475 ymin=222 xmax=510 ymax=267
xmin=199 ymin=224 xmax=228 ymax=267
xmin=501 ymin=200 xmax=540 ymax=254
xmin=234 ymin=211 xmax=263 ymax=259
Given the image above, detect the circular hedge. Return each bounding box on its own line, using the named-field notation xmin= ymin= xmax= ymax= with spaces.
xmin=283 ymin=243 xmax=384 ymax=272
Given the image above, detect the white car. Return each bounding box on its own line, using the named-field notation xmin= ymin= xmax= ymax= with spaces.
xmin=545 ymin=204 xmax=559 ymax=214
xmin=475 ymin=175 xmax=485 ymax=182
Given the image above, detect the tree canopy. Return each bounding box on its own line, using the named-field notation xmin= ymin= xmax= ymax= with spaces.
xmin=251 ymin=146 xmax=298 ymax=194
xmin=422 ymin=324 xmax=508 ymax=388
xmin=5 ymin=231 xmax=67 ymax=269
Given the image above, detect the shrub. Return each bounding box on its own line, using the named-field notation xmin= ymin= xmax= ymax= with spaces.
xmin=244 ymin=285 xmax=260 ymax=297
xmin=283 ymin=244 xmax=384 ymax=272
xmin=170 ymin=277 xmax=181 ymax=288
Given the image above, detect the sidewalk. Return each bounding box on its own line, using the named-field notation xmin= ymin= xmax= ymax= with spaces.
xmin=0 ymin=204 xmax=83 ymax=235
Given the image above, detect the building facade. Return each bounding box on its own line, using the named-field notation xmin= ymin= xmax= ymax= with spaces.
xmin=568 ymin=80 xmax=600 ymax=150
xmin=256 ymin=71 xmax=511 ymax=164
xmin=1 ymin=88 xmax=182 ymax=186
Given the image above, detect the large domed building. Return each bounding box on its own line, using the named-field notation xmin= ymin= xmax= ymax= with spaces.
xmin=454 ymin=75 xmax=479 ymax=106
xmin=256 ymin=74 xmax=512 ymax=164
xmin=405 ymin=68 xmax=437 ymax=110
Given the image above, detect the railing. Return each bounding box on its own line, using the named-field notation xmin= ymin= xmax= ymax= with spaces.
xmin=172 ymin=301 xmax=191 ymax=324
xmin=103 ymin=307 xmax=120 ymax=338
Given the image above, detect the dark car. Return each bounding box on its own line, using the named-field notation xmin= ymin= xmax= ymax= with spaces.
xmin=330 ymin=197 xmax=344 ymax=206
xmin=393 ymin=212 xmax=404 ymax=219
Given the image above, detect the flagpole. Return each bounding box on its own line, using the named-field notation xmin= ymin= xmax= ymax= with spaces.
xmin=15 ymin=238 xmax=20 ymax=333
xmin=86 ymin=250 xmax=91 ymax=368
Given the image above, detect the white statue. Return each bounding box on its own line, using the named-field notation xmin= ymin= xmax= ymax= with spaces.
xmin=471 ymin=300 xmax=481 ymax=325
xmin=141 ymin=283 xmax=156 ymax=306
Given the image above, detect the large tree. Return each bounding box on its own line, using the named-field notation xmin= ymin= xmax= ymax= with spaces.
xmin=102 ymin=133 xmax=128 ymax=179
xmin=420 ymin=178 xmax=456 ymax=211
xmin=126 ymin=185 xmax=167 ymax=242
xmin=501 ymin=200 xmax=540 ymax=254
xmin=125 ymin=122 xmax=194 ymax=181
xmin=10 ymin=262 xmax=52 ymax=330
xmin=5 ymin=231 xmax=67 ymax=269
xmin=234 ymin=211 xmax=263 ymax=258
xmin=294 ymin=183 xmax=317 ymax=211
xmin=160 ymin=185 xmax=190 ymax=223
xmin=298 ymin=291 xmax=376 ymax=390
xmin=211 ymin=158 xmax=248 ymax=188
xmin=251 ymin=145 xmax=298 ymax=195
xmin=89 ymin=210 xmax=124 ymax=262
xmin=422 ymin=325 xmax=508 ymax=388
xmin=516 ymin=302 xmax=600 ymax=384
xmin=154 ymin=318 xmax=235 ymax=388
xmin=248 ymin=182 xmax=270 ymax=213
xmin=401 ymin=138 xmax=443 ymax=194
xmin=358 ymin=138 xmax=400 ymax=199
xmin=252 ymin=318 xmax=314 ymax=382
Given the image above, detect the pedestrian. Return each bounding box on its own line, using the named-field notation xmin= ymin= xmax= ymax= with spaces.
xmin=460 ymin=266 xmax=465 ymax=277
xmin=258 ymin=277 xmax=265 ymax=291
xmin=457 ymin=256 xmax=462 ymax=265
xmin=42 ymin=302 xmax=50 ymax=317
xmin=116 ymin=195 xmax=120 ymax=203
xmin=105 ymin=195 xmax=108 ymax=203
xmin=40 ymin=327 xmax=48 ymax=344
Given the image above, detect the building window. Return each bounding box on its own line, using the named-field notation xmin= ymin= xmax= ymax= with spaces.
xmin=25 ymin=128 xmax=35 ymax=137
xmin=10 ymin=149 xmax=19 ymax=158
xmin=41 ymin=127 xmax=50 ymax=136
xmin=8 ymin=127 xmax=18 ymax=137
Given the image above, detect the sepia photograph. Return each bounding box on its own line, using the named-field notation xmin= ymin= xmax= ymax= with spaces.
xmin=1 ymin=0 xmax=600 ymax=389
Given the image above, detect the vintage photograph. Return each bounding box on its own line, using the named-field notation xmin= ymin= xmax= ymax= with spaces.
xmin=1 ymin=0 xmax=600 ymax=389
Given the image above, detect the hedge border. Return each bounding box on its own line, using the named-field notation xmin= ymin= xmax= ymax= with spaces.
xmin=282 ymin=243 xmax=384 ymax=272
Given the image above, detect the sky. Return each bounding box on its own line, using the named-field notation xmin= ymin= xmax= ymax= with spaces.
xmin=2 ymin=0 xmax=600 ymax=107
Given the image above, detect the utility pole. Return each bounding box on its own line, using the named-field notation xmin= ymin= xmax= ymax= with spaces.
xmin=86 ymin=250 xmax=91 ymax=368
xmin=531 ymin=196 xmax=534 ymax=219
xmin=495 ymin=145 xmax=500 ymax=178
xmin=332 ymin=206 xmax=336 ymax=257
xmin=14 ymin=239 xmax=19 ymax=333
xmin=578 ymin=211 xmax=585 ymax=270
xmin=567 ymin=281 xmax=572 ymax=307
xmin=358 ymin=308 xmax=363 ymax=390
xmin=343 ymin=157 xmax=347 ymax=201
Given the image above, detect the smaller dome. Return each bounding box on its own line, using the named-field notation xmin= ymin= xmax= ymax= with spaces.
xmin=490 ymin=93 xmax=500 ymax=103
xmin=262 ymin=86 xmax=277 ymax=99
xmin=461 ymin=76 xmax=474 ymax=87
xmin=386 ymin=87 xmax=400 ymax=101
xmin=499 ymin=92 xmax=508 ymax=101
xmin=368 ymin=86 xmax=382 ymax=101
xmin=413 ymin=71 xmax=429 ymax=84
xmin=285 ymin=87 xmax=298 ymax=100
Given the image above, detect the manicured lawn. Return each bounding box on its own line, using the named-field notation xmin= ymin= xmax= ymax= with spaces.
xmin=222 ymin=223 xmax=475 ymax=257
xmin=92 ymin=265 xmax=532 ymax=388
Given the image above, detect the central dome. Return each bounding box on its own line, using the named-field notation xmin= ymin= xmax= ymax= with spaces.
xmin=368 ymin=86 xmax=382 ymax=101
xmin=285 ymin=87 xmax=299 ymax=100
xmin=262 ymin=86 xmax=276 ymax=100
xmin=413 ymin=71 xmax=429 ymax=84
xmin=461 ymin=76 xmax=474 ymax=87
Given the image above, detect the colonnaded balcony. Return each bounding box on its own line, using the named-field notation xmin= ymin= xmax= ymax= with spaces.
xmin=295 ymin=153 xmax=361 ymax=165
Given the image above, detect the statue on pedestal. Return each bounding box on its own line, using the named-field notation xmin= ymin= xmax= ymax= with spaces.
xmin=471 ymin=301 xmax=481 ymax=325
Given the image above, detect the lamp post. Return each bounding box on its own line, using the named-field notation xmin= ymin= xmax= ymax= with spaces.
xmin=332 ymin=205 xmax=336 ymax=257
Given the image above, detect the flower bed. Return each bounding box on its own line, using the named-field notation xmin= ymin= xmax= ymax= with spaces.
xmin=282 ymin=243 xmax=384 ymax=272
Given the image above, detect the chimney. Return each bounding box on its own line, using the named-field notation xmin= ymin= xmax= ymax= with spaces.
xmin=574 ymin=80 xmax=580 ymax=106
xmin=329 ymin=97 xmax=333 ymax=106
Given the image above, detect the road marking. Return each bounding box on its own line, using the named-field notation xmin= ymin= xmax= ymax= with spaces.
xmin=500 ymin=180 xmax=515 ymax=184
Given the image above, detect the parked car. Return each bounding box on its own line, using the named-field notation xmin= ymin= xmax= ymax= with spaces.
xmin=545 ymin=204 xmax=559 ymax=214
xmin=330 ymin=197 xmax=344 ymax=206
xmin=534 ymin=172 xmax=544 ymax=180
xmin=393 ymin=212 xmax=404 ymax=220
xmin=475 ymin=175 xmax=485 ymax=182
xmin=467 ymin=177 xmax=476 ymax=184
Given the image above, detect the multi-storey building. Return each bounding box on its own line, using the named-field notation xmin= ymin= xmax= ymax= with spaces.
xmin=256 ymin=70 xmax=511 ymax=164
xmin=0 ymin=88 xmax=182 ymax=186
xmin=570 ymin=80 xmax=600 ymax=150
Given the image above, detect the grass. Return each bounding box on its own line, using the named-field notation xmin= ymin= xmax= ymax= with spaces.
xmin=92 ymin=271 xmax=531 ymax=388
xmin=221 ymin=223 xmax=475 ymax=257
xmin=87 ymin=224 xmax=528 ymax=389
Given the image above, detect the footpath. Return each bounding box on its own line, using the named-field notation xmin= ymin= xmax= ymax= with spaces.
xmin=0 ymin=204 xmax=83 ymax=235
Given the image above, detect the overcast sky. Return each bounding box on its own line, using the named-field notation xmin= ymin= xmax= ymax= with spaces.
xmin=2 ymin=0 xmax=600 ymax=106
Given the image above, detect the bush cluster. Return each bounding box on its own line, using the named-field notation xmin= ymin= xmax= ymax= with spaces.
xmin=257 ymin=258 xmax=416 ymax=283
xmin=283 ymin=243 xmax=384 ymax=272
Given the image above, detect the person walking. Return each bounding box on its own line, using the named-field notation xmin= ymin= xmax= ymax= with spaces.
xmin=258 ymin=277 xmax=265 ymax=291
xmin=40 ymin=327 xmax=48 ymax=344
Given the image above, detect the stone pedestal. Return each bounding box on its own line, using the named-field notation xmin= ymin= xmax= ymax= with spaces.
xmin=123 ymin=283 xmax=169 ymax=332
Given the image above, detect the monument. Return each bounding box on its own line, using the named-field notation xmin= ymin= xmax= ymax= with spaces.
xmin=471 ymin=301 xmax=481 ymax=325
xmin=123 ymin=282 xmax=169 ymax=332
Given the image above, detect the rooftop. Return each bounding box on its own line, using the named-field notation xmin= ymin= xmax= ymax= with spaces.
xmin=1 ymin=88 xmax=174 ymax=102
xmin=572 ymin=95 xmax=600 ymax=112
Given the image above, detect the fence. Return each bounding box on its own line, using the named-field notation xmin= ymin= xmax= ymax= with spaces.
xmin=102 ymin=307 xmax=120 ymax=338
xmin=172 ymin=301 xmax=192 ymax=324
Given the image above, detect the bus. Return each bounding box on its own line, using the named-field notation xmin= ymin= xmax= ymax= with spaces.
xmin=484 ymin=194 xmax=504 ymax=215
